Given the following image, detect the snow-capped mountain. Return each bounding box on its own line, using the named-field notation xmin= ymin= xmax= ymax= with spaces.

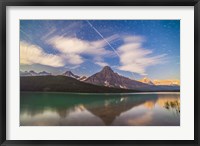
xmin=62 ymin=71 xmax=80 ymax=79
xmin=38 ymin=71 xmax=52 ymax=76
xmin=84 ymin=66 xmax=150 ymax=89
xmin=29 ymin=70 xmax=38 ymax=76
xmin=20 ymin=71 xmax=51 ymax=76
xmin=139 ymin=77 xmax=154 ymax=85
xmin=139 ymin=77 xmax=180 ymax=86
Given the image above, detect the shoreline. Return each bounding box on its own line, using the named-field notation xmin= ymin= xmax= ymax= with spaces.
xmin=20 ymin=91 xmax=180 ymax=95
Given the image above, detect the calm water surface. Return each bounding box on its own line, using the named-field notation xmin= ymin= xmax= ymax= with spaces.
xmin=20 ymin=92 xmax=180 ymax=126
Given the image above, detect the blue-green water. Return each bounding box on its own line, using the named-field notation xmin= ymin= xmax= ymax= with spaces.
xmin=20 ymin=92 xmax=180 ymax=126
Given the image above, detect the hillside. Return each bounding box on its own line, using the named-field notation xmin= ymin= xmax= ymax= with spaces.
xmin=20 ymin=76 xmax=139 ymax=93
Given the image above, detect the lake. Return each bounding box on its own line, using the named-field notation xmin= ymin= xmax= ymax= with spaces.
xmin=20 ymin=92 xmax=180 ymax=126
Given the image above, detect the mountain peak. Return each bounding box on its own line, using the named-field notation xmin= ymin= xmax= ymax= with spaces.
xmin=64 ymin=71 xmax=72 ymax=74
xmin=63 ymin=70 xmax=80 ymax=79
xmin=101 ymin=66 xmax=114 ymax=73
xmin=63 ymin=71 xmax=72 ymax=75
xmin=29 ymin=70 xmax=36 ymax=73
xmin=103 ymin=66 xmax=112 ymax=70
xmin=140 ymin=77 xmax=154 ymax=85
xmin=143 ymin=76 xmax=150 ymax=81
xmin=85 ymin=65 xmax=150 ymax=89
xmin=38 ymin=71 xmax=51 ymax=76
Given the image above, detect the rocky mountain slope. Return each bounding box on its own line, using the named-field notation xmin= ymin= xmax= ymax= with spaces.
xmin=85 ymin=66 xmax=153 ymax=90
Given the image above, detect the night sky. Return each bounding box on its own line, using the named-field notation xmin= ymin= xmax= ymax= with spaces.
xmin=20 ymin=20 xmax=180 ymax=80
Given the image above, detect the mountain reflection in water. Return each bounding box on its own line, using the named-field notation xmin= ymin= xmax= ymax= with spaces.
xmin=20 ymin=92 xmax=180 ymax=126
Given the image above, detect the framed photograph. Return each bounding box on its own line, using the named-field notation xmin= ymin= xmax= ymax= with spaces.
xmin=0 ymin=0 xmax=199 ymax=145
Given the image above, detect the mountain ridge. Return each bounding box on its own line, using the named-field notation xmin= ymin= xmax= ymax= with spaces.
xmin=62 ymin=71 xmax=80 ymax=79
xmin=20 ymin=76 xmax=179 ymax=93
xmin=20 ymin=70 xmax=52 ymax=76
xmin=20 ymin=66 xmax=180 ymax=91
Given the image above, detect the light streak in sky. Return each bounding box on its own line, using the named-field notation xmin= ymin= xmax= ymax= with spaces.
xmin=86 ymin=20 xmax=138 ymax=78
xmin=20 ymin=29 xmax=32 ymax=42
xmin=132 ymin=72 xmax=136 ymax=80
xmin=86 ymin=20 xmax=120 ymax=57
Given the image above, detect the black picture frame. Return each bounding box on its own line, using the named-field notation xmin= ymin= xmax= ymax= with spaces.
xmin=0 ymin=0 xmax=199 ymax=145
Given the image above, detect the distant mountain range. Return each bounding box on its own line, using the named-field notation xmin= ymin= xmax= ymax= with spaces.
xmin=139 ymin=77 xmax=154 ymax=85
xmin=139 ymin=77 xmax=180 ymax=86
xmin=153 ymin=80 xmax=180 ymax=86
xmin=20 ymin=66 xmax=180 ymax=92
xmin=20 ymin=70 xmax=52 ymax=76
xmin=21 ymin=70 xmax=88 ymax=81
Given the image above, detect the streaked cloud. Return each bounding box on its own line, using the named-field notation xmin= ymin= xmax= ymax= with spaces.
xmin=117 ymin=36 xmax=167 ymax=75
xmin=20 ymin=34 xmax=118 ymax=67
xmin=61 ymin=53 xmax=84 ymax=65
xmin=95 ymin=61 xmax=109 ymax=67
xmin=47 ymin=35 xmax=117 ymax=55
xmin=20 ymin=41 xmax=65 ymax=67
xmin=47 ymin=35 xmax=118 ymax=66
xmin=123 ymin=35 xmax=145 ymax=43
